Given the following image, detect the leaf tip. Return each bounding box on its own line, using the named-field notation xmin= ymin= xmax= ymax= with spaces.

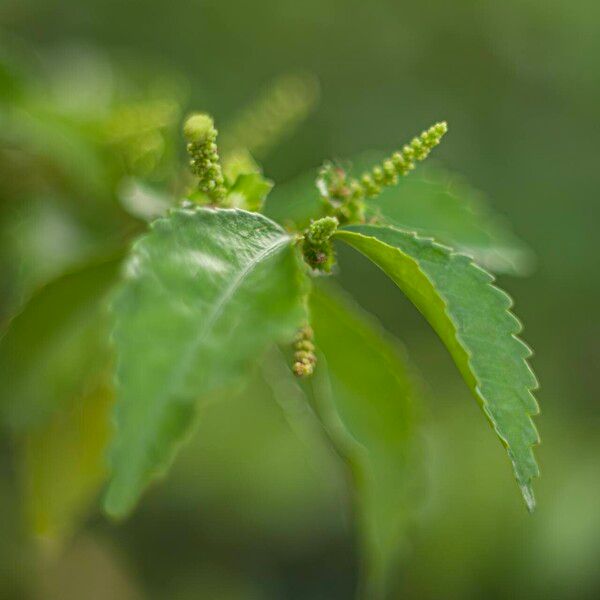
xmin=521 ymin=482 xmax=536 ymax=513
xmin=102 ymin=483 xmax=133 ymax=522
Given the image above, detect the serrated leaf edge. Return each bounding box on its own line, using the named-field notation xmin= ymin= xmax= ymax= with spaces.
xmin=336 ymin=225 xmax=540 ymax=510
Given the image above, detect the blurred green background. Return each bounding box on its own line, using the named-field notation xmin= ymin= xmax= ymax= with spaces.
xmin=1 ymin=0 xmax=599 ymax=598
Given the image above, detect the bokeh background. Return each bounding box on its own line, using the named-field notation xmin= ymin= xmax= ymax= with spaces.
xmin=1 ymin=0 xmax=599 ymax=598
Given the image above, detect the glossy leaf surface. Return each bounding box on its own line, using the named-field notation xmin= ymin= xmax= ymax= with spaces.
xmin=105 ymin=207 xmax=306 ymax=517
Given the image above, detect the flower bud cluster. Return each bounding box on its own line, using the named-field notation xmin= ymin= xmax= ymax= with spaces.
xmin=301 ymin=216 xmax=339 ymax=272
xmin=292 ymin=325 xmax=316 ymax=377
xmin=184 ymin=113 xmax=227 ymax=202
xmin=351 ymin=121 xmax=448 ymax=199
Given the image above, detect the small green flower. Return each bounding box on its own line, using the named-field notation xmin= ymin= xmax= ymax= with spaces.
xmin=316 ymin=163 xmax=365 ymax=225
xmin=301 ymin=216 xmax=339 ymax=272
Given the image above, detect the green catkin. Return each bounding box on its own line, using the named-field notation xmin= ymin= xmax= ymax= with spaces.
xmin=292 ymin=325 xmax=316 ymax=377
xmin=183 ymin=113 xmax=227 ymax=203
xmin=315 ymin=122 xmax=447 ymax=227
xmin=301 ymin=216 xmax=339 ymax=272
xmin=350 ymin=121 xmax=448 ymax=200
xmin=220 ymin=73 xmax=319 ymax=160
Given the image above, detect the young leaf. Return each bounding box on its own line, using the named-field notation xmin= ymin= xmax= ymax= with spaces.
xmin=0 ymin=256 xmax=121 ymax=430
xmin=227 ymin=172 xmax=273 ymax=212
xmin=335 ymin=225 xmax=540 ymax=510
xmin=367 ymin=166 xmax=534 ymax=275
xmin=222 ymin=148 xmax=261 ymax=182
xmin=308 ymin=282 xmax=421 ymax=598
xmin=23 ymin=377 xmax=114 ymax=541
xmin=105 ymin=207 xmax=306 ymax=518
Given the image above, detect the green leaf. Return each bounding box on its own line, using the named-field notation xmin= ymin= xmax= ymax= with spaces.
xmin=308 ymin=282 xmax=421 ymax=598
xmin=22 ymin=376 xmax=114 ymax=541
xmin=227 ymin=172 xmax=273 ymax=212
xmin=222 ymin=148 xmax=261 ymax=181
xmin=335 ymin=225 xmax=540 ymax=510
xmin=0 ymin=256 xmax=121 ymax=430
xmin=0 ymin=105 xmax=111 ymax=200
xmin=118 ymin=177 xmax=172 ymax=222
xmin=105 ymin=207 xmax=307 ymax=517
xmin=263 ymin=166 xmax=321 ymax=229
xmin=368 ymin=166 xmax=534 ymax=275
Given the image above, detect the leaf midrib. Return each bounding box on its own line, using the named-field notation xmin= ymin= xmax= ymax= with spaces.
xmin=130 ymin=233 xmax=290 ymax=411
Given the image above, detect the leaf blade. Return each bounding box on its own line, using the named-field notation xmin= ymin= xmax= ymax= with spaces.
xmin=23 ymin=377 xmax=114 ymax=541
xmin=263 ymin=167 xmax=320 ymax=229
xmin=308 ymin=282 xmax=422 ymax=596
xmin=335 ymin=225 xmax=540 ymax=509
xmin=0 ymin=256 xmax=121 ymax=430
xmin=105 ymin=207 xmax=306 ymax=517
xmin=227 ymin=172 xmax=273 ymax=212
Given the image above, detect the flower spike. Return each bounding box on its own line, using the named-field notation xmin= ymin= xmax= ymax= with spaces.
xmin=350 ymin=121 xmax=448 ymax=200
xmin=220 ymin=73 xmax=319 ymax=160
xmin=316 ymin=121 xmax=448 ymax=226
xmin=184 ymin=113 xmax=227 ymax=203
xmin=292 ymin=324 xmax=317 ymax=377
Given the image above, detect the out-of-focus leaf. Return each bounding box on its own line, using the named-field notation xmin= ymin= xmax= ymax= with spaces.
xmin=220 ymin=72 xmax=319 ymax=160
xmin=105 ymin=98 xmax=180 ymax=178
xmin=263 ymin=167 xmax=321 ymax=230
xmin=0 ymin=44 xmax=27 ymax=103
xmin=105 ymin=207 xmax=307 ymax=518
xmin=0 ymin=106 xmax=111 ymax=200
xmin=0 ymin=256 xmax=121 ymax=430
xmin=336 ymin=225 xmax=540 ymax=510
xmin=0 ymin=195 xmax=124 ymax=316
xmin=35 ymin=534 xmax=143 ymax=600
xmin=307 ymin=282 xmax=421 ymax=598
xmin=227 ymin=172 xmax=273 ymax=212
xmin=222 ymin=148 xmax=260 ymax=182
xmin=23 ymin=377 xmax=114 ymax=541
xmin=368 ymin=166 xmax=534 ymax=275
xmin=117 ymin=177 xmax=171 ymax=222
